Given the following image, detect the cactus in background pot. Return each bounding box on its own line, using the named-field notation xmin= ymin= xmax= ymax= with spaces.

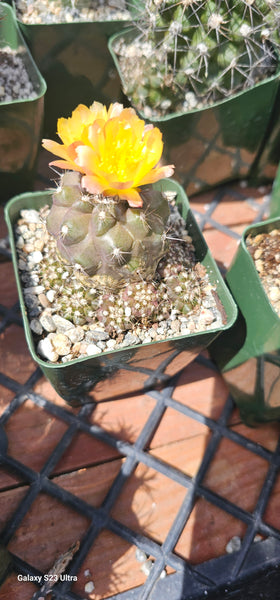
xmin=42 ymin=101 xmax=174 ymax=290
xmin=114 ymin=0 xmax=280 ymax=117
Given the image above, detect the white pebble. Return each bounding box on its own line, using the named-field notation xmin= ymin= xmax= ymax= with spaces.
xmin=86 ymin=343 xmax=102 ymax=355
xmin=28 ymin=250 xmax=43 ymax=264
xmin=37 ymin=338 xmax=59 ymax=362
xmin=84 ymin=581 xmax=95 ymax=593
xmin=46 ymin=289 xmax=55 ymax=303
xmin=51 ymin=333 xmax=72 ymax=356
xmin=226 ymin=536 xmax=241 ymax=553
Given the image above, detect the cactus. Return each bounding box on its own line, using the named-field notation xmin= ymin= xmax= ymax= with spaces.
xmin=46 ymin=170 xmax=170 ymax=290
xmin=42 ymin=102 xmax=174 ymax=290
xmin=114 ymin=0 xmax=280 ymax=116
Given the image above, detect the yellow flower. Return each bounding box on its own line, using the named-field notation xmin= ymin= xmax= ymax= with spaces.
xmin=42 ymin=102 xmax=174 ymax=207
xmin=42 ymin=102 xmax=124 ymax=172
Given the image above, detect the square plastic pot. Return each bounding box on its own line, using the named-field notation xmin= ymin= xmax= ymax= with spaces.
xmin=109 ymin=28 xmax=280 ymax=197
xmin=210 ymin=216 xmax=280 ymax=426
xmin=13 ymin=1 xmax=132 ymax=137
xmin=0 ymin=3 xmax=46 ymax=202
xmin=270 ymin=162 xmax=280 ymax=219
xmin=5 ymin=178 xmax=237 ymax=406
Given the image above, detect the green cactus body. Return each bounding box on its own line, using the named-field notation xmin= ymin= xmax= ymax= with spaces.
xmin=115 ymin=0 xmax=280 ymax=115
xmin=46 ymin=172 xmax=170 ymax=290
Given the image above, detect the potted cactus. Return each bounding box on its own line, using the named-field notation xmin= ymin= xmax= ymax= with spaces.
xmin=0 ymin=2 xmax=46 ymax=201
xmin=12 ymin=0 xmax=132 ymax=137
xmin=210 ymin=213 xmax=280 ymax=426
xmin=5 ymin=100 xmax=236 ymax=404
xmin=109 ymin=0 xmax=280 ymax=195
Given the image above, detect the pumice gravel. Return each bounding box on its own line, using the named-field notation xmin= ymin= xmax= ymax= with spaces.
xmin=0 ymin=45 xmax=39 ymax=103
xmin=14 ymin=196 xmax=225 ymax=364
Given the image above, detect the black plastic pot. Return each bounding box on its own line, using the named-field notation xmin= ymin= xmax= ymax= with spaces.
xmin=0 ymin=3 xmax=46 ymax=202
xmin=109 ymin=28 xmax=280 ymax=197
xmin=5 ymin=178 xmax=237 ymax=405
xmin=13 ymin=1 xmax=132 ymax=137
xmin=210 ymin=216 xmax=280 ymax=426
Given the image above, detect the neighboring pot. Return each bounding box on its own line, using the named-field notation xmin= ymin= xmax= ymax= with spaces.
xmin=0 ymin=3 xmax=46 ymax=202
xmin=12 ymin=1 xmax=132 ymax=137
xmin=210 ymin=216 xmax=280 ymax=426
xmin=109 ymin=28 xmax=280 ymax=197
xmin=270 ymin=161 xmax=280 ymax=219
xmin=5 ymin=179 xmax=237 ymax=406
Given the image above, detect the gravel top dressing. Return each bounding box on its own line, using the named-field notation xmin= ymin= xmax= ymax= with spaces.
xmin=14 ymin=192 xmax=225 ymax=364
xmin=246 ymin=228 xmax=280 ymax=318
xmin=15 ymin=0 xmax=130 ymax=24
xmin=0 ymin=45 xmax=39 ymax=103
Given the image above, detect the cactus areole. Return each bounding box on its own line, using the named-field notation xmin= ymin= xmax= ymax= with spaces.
xmin=42 ymin=101 xmax=174 ymax=290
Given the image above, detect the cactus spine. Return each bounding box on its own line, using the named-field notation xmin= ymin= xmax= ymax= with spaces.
xmin=114 ymin=0 xmax=280 ymax=116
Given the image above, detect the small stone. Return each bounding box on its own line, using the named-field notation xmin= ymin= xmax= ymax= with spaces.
xmin=23 ymin=285 xmax=45 ymax=295
xmin=20 ymin=209 xmax=41 ymax=223
xmin=51 ymin=333 xmax=72 ymax=356
xmin=38 ymin=293 xmax=51 ymax=308
xmin=171 ymin=319 xmax=180 ymax=332
xmin=67 ymin=326 xmax=85 ymax=344
xmin=46 ymin=289 xmax=55 ymax=303
xmin=30 ymin=319 xmax=43 ymax=335
xmin=86 ymin=343 xmax=102 ymax=356
xmin=85 ymin=329 xmax=109 ymax=343
xmin=106 ymin=338 xmax=117 ymax=349
xmin=28 ymin=250 xmax=43 ymax=264
xmin=37 ymin=338 xmax=59 ymax=362
xmin=24 ymin=294 xmax=39 ymax=310
xmin=52 ymin=314 xmax=75 ymax=333
xmin=140 ymin=560 xmax=154 ymax=576
xmin=226 ymin=536 xmax=241 ymax=553
xmin=135 ymin=548 xmax=148 ymax=563
xmin=122 ymin=333 xmax=141 ymax=347
xmin=39 ymin=313 xmax=56 ymax=332
xmin=84 ymin=581 xmax=95 ymax=593
xmin=269 ymin=287 xmax=280 ymax=302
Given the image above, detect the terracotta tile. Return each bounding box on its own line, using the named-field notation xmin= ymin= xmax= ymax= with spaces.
xmin=54 ymin=459 xmax=123 ymax=506
xmin=111 ymin=462 xmax=187 ymax=545
xmin=150 ymin=434 xmax=211 ymax=479
xmin=149 ymin=408 xmax=211 ymax=456
xmin=0 ymin=206 xmax=7 ymax=238
xmin=0 ymin=262 xmax=19 ymax=307
xmin=72 ymin=531 xmax=152 ymax=600
xmin=0 ymin=385 xmax=15 ymax=417
xmin=175 ymin=497 xmax=247 ymax=565
xmin=172 ymin=360 xmax=229 ymax=421
xmin=0 ymin=573 xmax=37 ymax=600
xmin=0 ymin=324 xmax=36 ymax=384
xmin=54 ymin=430 xmax=121 ymax=474
xmin=8 ymin=492 xmax=90 ymax=573
xmin=87 ymin=394 xmax=156 ymax=445
xmin=230 ymin=422 xmax=280 ymax=453
xmin=4 ymin=399 xmax=69 ymax=473
xmin=0 ymin=466 xmax=26 ymax=492
xmin=202 ymin=226 xmax=244 ymax=269
xmin=33 ymin=376 xmax=77 ymax=410
xmin=202 ymin=437 xmax=269 ymax=512
xmin=263 ymin=473 xmax=280 ymax=530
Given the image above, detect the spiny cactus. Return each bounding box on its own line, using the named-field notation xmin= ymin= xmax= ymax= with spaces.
xmin=46 ymin=171 xmax=170 ymax=289
xmin=42 ymin=101 xmax=174 ymax=290
xmin=114 ymin=0 xmax=280 ymax=116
